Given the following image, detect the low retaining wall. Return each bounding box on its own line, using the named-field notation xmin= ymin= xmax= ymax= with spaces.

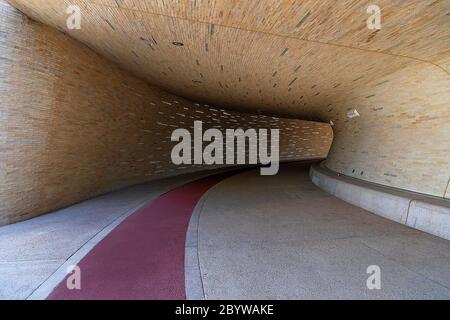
xmin=310 ymin=163 xmax=450 ymax=241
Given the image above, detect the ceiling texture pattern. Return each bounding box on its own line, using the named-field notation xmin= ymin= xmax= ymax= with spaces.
xmin=8 ymin=0 xmax=449 ymax=116
xmin=6 ymin=0 xmax=450 ymax=198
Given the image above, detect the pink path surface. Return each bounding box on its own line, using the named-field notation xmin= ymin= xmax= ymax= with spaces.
xmin=47 ymin=171 xmax=238 ymax=300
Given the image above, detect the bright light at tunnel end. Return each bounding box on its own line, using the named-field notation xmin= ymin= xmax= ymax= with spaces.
xmin=170 ymin=121 xmax=280 ymax=175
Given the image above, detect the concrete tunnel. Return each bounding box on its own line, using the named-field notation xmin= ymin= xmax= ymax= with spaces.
xmin=0 ymin=0 xmax=449 ymax=300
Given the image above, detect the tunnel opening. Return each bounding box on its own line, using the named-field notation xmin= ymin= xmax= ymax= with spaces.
xmin=0 ymin=0 xmax=449 ymax=301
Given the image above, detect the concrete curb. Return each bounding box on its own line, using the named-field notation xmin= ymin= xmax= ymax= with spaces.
xmin=26 ymin=194 xmax=159 ymax=300
xmin=310 ymin=163 xmax=450 ymax=241
xmin=184 ymin=192 xmax=208 ymax=300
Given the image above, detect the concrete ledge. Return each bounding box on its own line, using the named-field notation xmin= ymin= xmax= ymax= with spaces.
xmin=310 ymin=163 xmax=450 ymax=241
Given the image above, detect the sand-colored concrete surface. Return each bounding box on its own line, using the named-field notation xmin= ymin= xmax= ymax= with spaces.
xmin=193 ymin=163 xmax=450 ymax=299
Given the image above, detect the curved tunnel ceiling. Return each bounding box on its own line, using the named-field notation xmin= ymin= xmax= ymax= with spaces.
xmin=9 ymin=0 xmax=450 ymax=117
xmin=9 ymin=0 xmax=448 ymax=196
xmin=1 ymin=0 xmax=449 ymax=225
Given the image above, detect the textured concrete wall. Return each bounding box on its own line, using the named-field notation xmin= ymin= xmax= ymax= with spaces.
xmin=7 ymin=0 xmax=449 ymax=199
xmin=0 ymin=1 xmax=332 ymax=225
xmin=323 ymin=61 xmax=450 ymax=199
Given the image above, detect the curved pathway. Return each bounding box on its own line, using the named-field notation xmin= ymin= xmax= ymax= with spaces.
xmin=47 ymin=170 xmax=242 ymax=299
xmin=0 ymin=169 xmax=228 ymax=300
xmin=188 ymin=162 xmax=450 ymax=299
xmin=2 ymin=161 xmax=449 ymax=299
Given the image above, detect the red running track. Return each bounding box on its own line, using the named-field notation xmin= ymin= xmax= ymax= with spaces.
xmin=47 ymin=170 xmax=239 ymax=300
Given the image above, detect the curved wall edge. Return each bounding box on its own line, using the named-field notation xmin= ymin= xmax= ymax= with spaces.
xmin=310 ymin=162 xmax=450 ymax=240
